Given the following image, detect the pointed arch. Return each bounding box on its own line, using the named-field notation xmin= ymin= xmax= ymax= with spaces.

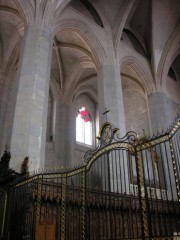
xmin=54 ymin=19 xmax=107 ymax=68
xmin=0 ymin=6 xmax=22 ymax=20
xmin=76 ymin=105 xmax=92 ymax=145
xmin=74 ymin=92 xmax=96 ymax=147
xmin=63 ymin=58 xmax=96 ymax=103
xmin=79 ymin=0 xmax=104 ymax=28
xmin=73 ymin=85 xmax=98 ymax=105
xmin=14 ymin=0 xmax=34 ymax=26
xmin=157 ymin=25 xmax=180 ymax=91
xmin=120 ymin=56 xmax=155 ymax=95
xmin=114 ymin=0 xmax=136 ymax=58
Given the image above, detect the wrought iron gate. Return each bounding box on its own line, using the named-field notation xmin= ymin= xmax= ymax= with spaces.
xmin=1 ymin=117 xmax=180 ymax=240
xmin=0 ymin=189 xmax=7 ymax=240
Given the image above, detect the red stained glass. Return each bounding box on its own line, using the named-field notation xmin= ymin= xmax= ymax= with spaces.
xmin=80 ymin=110 xmax=90 ymax=122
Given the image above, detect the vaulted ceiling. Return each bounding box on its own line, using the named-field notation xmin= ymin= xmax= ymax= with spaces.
xmin=0 ymin=0 xmax=179 ymax=101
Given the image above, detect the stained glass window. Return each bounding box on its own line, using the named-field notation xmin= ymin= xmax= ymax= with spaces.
xmin=76 ymin=106 xmax=92 ymax=145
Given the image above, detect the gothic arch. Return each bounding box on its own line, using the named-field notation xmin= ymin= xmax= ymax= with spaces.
xmin=63 ymin=58 xmax=96 ymax=103
xmin=4 ymin=32 xmax=22 ymax=75
xmin=73 ymin=85 xmax=98 ymax=106
xmin=0 ymin=9 xmax=23 ymax=74
xmin=121 ymin=73 xmax=146 ymax=97
xmin=157 ymin=25 xmax=180 ymax=91
xmin=73 ymin=92 xmax=97 ymax=148
xmin=14 ymin=0 xmax=34 ymax=26
xmin=74 ymin=93 xmax=96 ymax=120
xmin=114 ymin=0 xmax=136 ymax=58
xmin=0 ymin=6 xmax=22 ymax=21
xmin=120 ymin=56 xmax=155 ymax=95
xmin=54 ymin=19 xmax=107 ymax=68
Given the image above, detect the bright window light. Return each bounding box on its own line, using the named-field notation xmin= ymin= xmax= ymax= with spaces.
xmin=76 ymin=107 xmax=92 ymax=145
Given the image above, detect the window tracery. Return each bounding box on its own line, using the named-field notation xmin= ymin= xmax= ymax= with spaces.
xmin=76 ymin=106 xmax=92 ymax=146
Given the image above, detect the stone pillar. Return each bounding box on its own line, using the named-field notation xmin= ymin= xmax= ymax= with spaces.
xmin=58 ymin=103 xmax=71 ymax=168
xmin=0 ymin=74 xmax=18 ymax=156
xmin=98 ymin=64 xmax=126 ymax=136
xmin=0 ymin=73 xmax=12 ymax=154
xmin=147 ymin=92 xmax=178 ymax=132
xmin=98 ymin=64 xmax=129 ymax=192
xmin=10 ymin=24 xmax=53 ymax=172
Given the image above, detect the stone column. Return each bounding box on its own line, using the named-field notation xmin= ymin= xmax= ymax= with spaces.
xmin=0 ymin=73 xmax=18 ymax=156
xmin=147 ymin=92 xmax=178 ymax=132
xmin=98 ymin=64 xmax=126 ymax=136
xmin=58 ymin=103 xmax=71 ymax=168
xmin=0 ymin=73 xmax=12 ymax=154
xmin=98 ymin=64 xmax=129 ymax=193
xmin=10 ymin=24 xmax=53 ymax=172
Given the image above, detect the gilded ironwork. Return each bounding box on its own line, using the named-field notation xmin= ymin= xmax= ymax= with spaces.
xmin=169 ymin=117 xmax=180 ymax=137
xmin=84 ymin=123 xmax=138 ymax=161
xmin=81 ymin=170 xmax=86 ymax=240
xmin=35 ymin=176 xmax=42 ymax=228
xmin=61 ymin=177 xmax=67 ymax=240
xmin=97 ymin=122 xmax=119 ymax=145
xmin=169 ymin=138 xmax=180 ymax=202
xmin=136 ymin=151 xmax=149 ymax=238
xmin=148 ymin=238 xmax=172 ymax=240
xmin=137 ymin=135 xmax=169 ymax=151
xmin=0 ymin=189 xmax=7 ymax=239
xmin=147 ymin=238 xmax=172 ymax=240
xmin=15 ymin=175 xmax=38 ymax=187
xmin=1 ymin=116 xmax=180 ymax=239
xmin=85 ymin=141 xmax=135 ymax=171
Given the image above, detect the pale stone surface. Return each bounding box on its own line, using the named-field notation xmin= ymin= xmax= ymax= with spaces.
xmin=148 ymin=92 xmax=179 ymax=132
xmin=69 ymin=93 xmax=96 ymax=167
xmin=123 ymin=88 xmax=150 ymax=136
xmin=10 ymin=25 xmax=53 ymax=172
xmin=0 ymin=0 xmax=179 ymax=172
xmin=98 ymin=64 xmax=126 ymax=137
xmin=0 ymin=74 xmax=12 ymax=151
xmin=58 ymin=103 xmax=71 ymax=167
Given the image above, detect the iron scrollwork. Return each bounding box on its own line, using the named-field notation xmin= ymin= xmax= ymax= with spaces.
xmin=84 ymin=122 xmax=138 ymax=162
xmin=84 ymin=122 xmax=118 ymax=161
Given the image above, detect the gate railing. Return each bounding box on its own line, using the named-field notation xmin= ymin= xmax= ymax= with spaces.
xmin=0 ymin=114 xmax=180 ymax=240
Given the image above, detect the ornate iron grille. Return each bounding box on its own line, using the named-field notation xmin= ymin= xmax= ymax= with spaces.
xmin=0 ymin=116 xmax=180 ymax=240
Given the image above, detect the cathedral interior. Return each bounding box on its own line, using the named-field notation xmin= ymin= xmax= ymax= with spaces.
xmin=0 ymin=0 xmax=180 ymax=239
